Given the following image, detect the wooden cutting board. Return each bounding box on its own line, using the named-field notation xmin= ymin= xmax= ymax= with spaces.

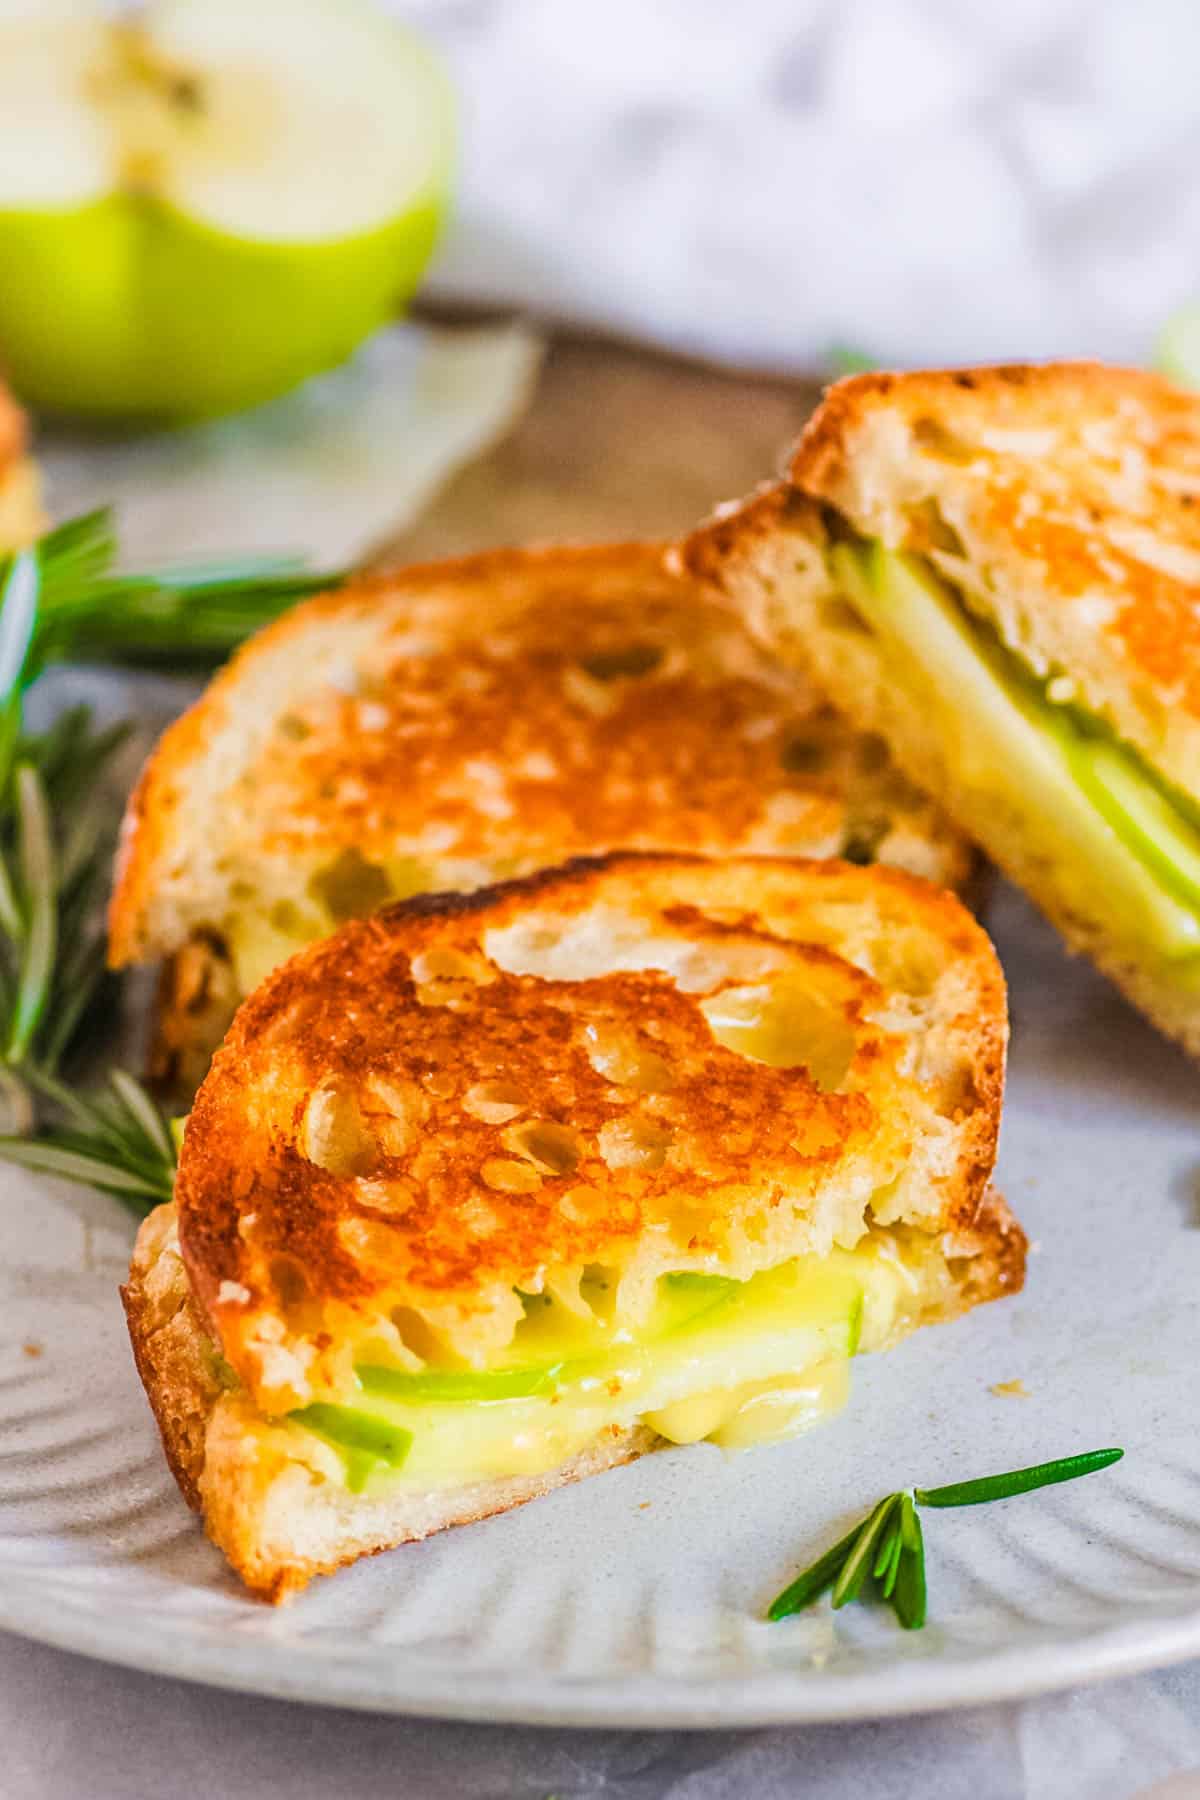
xmin=376 ymin=334 xmax=820 ymax=562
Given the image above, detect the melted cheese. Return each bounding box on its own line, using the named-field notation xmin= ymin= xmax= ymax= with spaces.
xmin=287 ymin=1239 xmax=922 ymax=1493
xmin=646 ymin=1358 xmax=850 ymax=1449
xmin=227 ymin=907 xmax=321 ymax=995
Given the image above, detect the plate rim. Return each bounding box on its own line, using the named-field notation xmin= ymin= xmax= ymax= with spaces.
xmin=2 ymin=1571 xmax=1199 ymax=1727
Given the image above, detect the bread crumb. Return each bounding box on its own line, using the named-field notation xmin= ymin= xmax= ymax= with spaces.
xmin=22 ymin=1341 xmax=42 ymax=1358
xmin=990 ymin=1378 xmax=1029 ymax=1398
xmin=638 ymin=1501 xmax=652 ymax=1511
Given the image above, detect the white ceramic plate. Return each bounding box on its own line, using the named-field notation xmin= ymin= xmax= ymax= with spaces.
xmin=2 ymin=883 xmax=1199 ymax=1727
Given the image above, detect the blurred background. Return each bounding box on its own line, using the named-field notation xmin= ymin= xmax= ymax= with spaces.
xmin=414 ymin=0 xmax=1200 ymax=370
xmin=1 ymin=0 xmax=1197 ymax=563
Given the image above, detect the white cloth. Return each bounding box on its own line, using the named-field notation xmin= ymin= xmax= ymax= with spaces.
xmin=407 ymin=0 xmax=1200 ymax=370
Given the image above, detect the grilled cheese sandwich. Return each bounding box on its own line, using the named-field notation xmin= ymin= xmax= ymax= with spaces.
xmin=123 ymin=853 xmax=1023 ymax=1601
xmin=685 ymin=363 xmax=1200 ymax=1054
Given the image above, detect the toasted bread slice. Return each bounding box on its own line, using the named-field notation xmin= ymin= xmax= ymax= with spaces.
xmin=123 ymin=852 xmax=1023 ymax=1601
xmin=108 ymin=542 xmax=974 ymax=1092
xmin=684 ymin=363 xmax=1200 ymax=1055
xmin=0 ymin=378 xmax=44 ymax=548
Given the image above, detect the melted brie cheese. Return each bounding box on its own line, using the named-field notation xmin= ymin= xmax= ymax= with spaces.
xmin=646 ymin=1358 xmax=850 ymax=1449
xmin=286 ymin=1238 xmax=925 ymax=1494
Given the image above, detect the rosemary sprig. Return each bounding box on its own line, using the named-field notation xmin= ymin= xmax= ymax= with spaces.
xmin=5 ymin=507 xmax=345 ymax=681
xmin=0 ymin=712 xmax=129 ymax=1120
xmin=0 ymin=1065 xmax=176 ymax=1207
xmin=0 ymin=706 xmax=180 ymax=1212
xmin=767 ymin=1448 xmax=1124 ymax=1631
xmin=0 ymin=506 xmax=339 ymax=1205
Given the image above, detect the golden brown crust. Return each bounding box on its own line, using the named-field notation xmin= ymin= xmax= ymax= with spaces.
xmin=785 ymin=361 xmax=1200 ymax=795
xmin=942 ymin=1185 xmax=1026 ymax=1311
xmin=790 ymin=361 xmax=1180 ymax=495
xmin=120 ymin=1204 xmax=220 ymax=1511
xmin=679 ymin=482 xmax=822 ymax=593
xmin=109 ymin=539 xmax=972 ymax=975
xmin=170 ymin=850 xmax=1009 ymax=1413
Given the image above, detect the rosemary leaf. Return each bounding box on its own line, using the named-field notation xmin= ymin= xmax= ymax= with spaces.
xmin=0 ymin=1136 xmax=172 ymax=1202
xmin=766 ymin=1518 xmax=866 ymax=1622
xmin=36 ymin=963 xmax=106 ymax=1068
xmin=21 ymin=1063 xmax=110 ymax=1133
xmin=872 ymin=1511 xmax=901 ymax=1581
xmin=3 ymin=1065 xmax=179 ymax=1216
xmin=109 ymin=1069 xmax=176 ymax=1165
xmin=831 ymin=1495 xmax=898 ymax=1610
xmin=0 ymin=845 xmax=20 ymax=939
xmin=8 ymin=766 xmax=56 ymax=1062
xmin=880 ymin=1516 xmax=905 ymax=1601
xmin=0 ymin=551 xmax=38 ymax=701
xmin=914 ymin=1448 xmax=1124 ymax=1509
xmin=890 ymin=1511 xmax=927 ymax=1631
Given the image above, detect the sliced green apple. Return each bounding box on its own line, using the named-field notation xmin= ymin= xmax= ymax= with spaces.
xmin=288 ymin=1401 xmax=413 ymax=1493
xmin=831 ymin=541 xmax=1200 ymax=960
xmin=356 ymin=1362 xmax=565 ymax=1406
xmin=288 ymin=1250 xmax=882 ymax=1491
xmin=0 ymin=0 xmax=453 ymax=419
xmin=1070 ymin=739 xmax=1200 ymax=916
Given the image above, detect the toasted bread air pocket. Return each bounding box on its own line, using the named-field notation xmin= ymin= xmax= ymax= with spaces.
xmin=684 ymin=363 xmax=1200 ymax=1057
xmin=123 ymin=852 xmax=1022 ymax=1602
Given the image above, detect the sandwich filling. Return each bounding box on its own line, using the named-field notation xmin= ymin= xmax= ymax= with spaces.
xmin=274 ymin=1229 xmax=939 ymax=1494
xmin=829 ymin=539 xmax=1200 ymax=962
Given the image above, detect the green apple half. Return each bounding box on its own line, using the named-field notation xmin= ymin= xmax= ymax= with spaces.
xmin=0 ymin=0 xmax=454 ymax=420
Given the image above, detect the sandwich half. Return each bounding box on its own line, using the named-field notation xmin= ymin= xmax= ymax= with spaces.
xmin=107 ymin=542 xmax=974 ymax=1092
xmin=685 ymin=363 xmax=1200 ymax=1055
xmin=123 ymin=852 xmax=1024 ymax=1601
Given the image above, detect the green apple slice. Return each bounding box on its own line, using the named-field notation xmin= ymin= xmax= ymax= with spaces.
xmin=832 ymin=542 xmax=1200 ymax=960
xmin=1070 ymin=739 xmax=1200 ymax=915
xmin=287 ymin=1401 xmax=413 ymax=1493
xmin=355 ymin=1362 xmax=566 ymax=1406
xmin=0 ymin=0 xmax=453 ymax=419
